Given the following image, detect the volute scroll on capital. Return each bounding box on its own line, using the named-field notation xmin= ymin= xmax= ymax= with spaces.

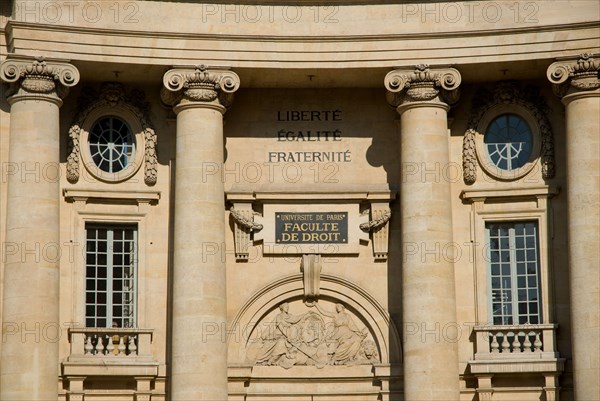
xmin=547 ymin=53 xmax=600 ymax=98
xmin=161 ymin=65 xmax=240 ymax=112
xmin=384 ymin=65 xmax=461 ymax=108
xmin=0 ymin=56 xmax=80 ymax=103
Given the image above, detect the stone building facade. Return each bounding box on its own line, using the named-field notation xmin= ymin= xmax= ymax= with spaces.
xmin=0 ymin=1 xmax=598 ymax=400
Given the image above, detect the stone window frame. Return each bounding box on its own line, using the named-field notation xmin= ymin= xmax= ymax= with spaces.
xmin=79 ymin=106 xmax=146 ymax=183
xmin=461 ymin=187 xmax=558 ymax=326
xmin=475 ymin=103 xmax=542 ymax=181
xmin=63 ymin=190 xmax=159 ymax=330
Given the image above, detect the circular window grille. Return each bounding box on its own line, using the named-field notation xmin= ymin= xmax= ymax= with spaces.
xmin=484 ymin=114 xmax=533 ymax=171
xmin=89 ymin=117 xmax=136 ymax=173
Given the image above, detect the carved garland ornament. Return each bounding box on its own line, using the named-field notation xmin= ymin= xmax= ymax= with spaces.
xmin=66 ymin=82 xmax=158 ymax=185
xmin=384 ymin=64 xmax=461 ymax=106
xmin=0 ymin=56 xmax=79 ymax=101
xmin=462 ymin=82 xmax=555 ymax=183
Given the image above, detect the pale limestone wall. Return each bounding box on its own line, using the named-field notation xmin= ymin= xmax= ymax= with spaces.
xmin=0 ymin=0 xmax=598 ymax=400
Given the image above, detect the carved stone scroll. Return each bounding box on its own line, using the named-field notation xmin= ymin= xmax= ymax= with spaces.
xmin=547 ymin=53 xmax=600 ymax=98
xmin=230 ymin=204 xmax=262 ymax=261
xmin=385 ymin=64 xmax=461 ymax=107
xmin=301 ymin=254 xmax=322 ymax=302
xmin=161 ymin=65 xmax=240 ymax=111
xmin=1 ymin=56 xmax=80 ymax=103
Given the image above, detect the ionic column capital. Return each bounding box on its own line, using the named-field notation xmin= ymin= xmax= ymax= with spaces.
xmin=384 ymin=65 xmax=461 ymax=112
xmin=161 ymin=65 xmax=240 ymax=114
xmin=547 ymin=53 xmax=600 ymax=100
xmin=0 ymin=56 xmax=80 ymax=105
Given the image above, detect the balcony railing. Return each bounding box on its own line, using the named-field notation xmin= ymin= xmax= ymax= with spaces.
xmin=472 ymin=324 xmax=559 ymax=360
xmin=67 ymin=328 xmax=154 ymax=361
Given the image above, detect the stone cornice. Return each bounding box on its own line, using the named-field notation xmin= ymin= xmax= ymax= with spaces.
xmin=161 ymin=65 xmax=240 ymax=113
xmin=0 ymin=55 xmax=79 ymax=104
xmin=547 ymin=53 xmax=600 ymax=98
xmin=384 ymin=65 xmax=461 ymax=109
xmin=5 ymin=20 xmax=598 ymax=71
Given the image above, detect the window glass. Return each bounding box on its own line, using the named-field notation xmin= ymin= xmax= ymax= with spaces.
xmin=85 ymin=224 xmax=137 ymax=328
xmin=89 ymin=117 xmax=136 ymax=173
xmin=484 ymin=114 xmax=533 ymax=171
xmin=487 ymin=221 xmax=541 ymax=325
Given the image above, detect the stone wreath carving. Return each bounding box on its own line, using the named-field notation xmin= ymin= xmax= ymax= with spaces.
xmin=462 ymin=82 xmax=555 ymax=183
xmin=245 ymin=302 xmax=379 ymax=369
xmin=66 ymin=82 xmax=158 ymax=185
xmin=229 ymin=206 xmax=263 ymax=232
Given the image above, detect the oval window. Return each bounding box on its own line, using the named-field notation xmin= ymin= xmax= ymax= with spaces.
xmin=89 ymin=117 xmax=136 ymax=173
xmin=484 ymin=114 xmax=533 ymax=171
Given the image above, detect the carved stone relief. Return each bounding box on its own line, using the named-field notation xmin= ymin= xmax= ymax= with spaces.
xmin=67 ymin=82 xmax=158 ymax=185
xmin=245 ymin=300 xmax=380 ymax=369
xmin=462 ymin=81 xmax=555 ymax=183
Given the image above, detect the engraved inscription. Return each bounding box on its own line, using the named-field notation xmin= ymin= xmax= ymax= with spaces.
xmin=275 ymin=212 xmax=348 ymax=244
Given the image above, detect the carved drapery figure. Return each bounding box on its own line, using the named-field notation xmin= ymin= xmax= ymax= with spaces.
xmin=314 ymin=303 xmax=368 ymax=365
xmin=246 ymin=301 xmax=378 ymax=368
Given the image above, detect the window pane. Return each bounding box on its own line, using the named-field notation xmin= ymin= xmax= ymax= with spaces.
xmin=85 ymin=224 xmax=137 ymax=328
xmin=486 ymin=221 xmax=542 ymax=325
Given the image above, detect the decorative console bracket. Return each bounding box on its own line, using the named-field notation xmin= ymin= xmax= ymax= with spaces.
xmin=360 ymin=195 xmax=392 ymax=261
xmin=229 ymin=196 xmax=263 ymax=261
xmin=301 ymin=254 xmax=322 ymax=302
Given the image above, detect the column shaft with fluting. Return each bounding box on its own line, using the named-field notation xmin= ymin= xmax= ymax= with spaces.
xmin=162 ymin=66 xmax=240 ymax=400
xmin=548 ymin=54 xmax=600 ymax=401
xmin=0 ymin=57 xmax=79 ymax=401
xmin=385 ymin=66 xmax=462 ymax=400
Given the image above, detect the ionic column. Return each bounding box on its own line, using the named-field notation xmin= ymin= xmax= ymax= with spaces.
xmin=161 ymin=66 xmax=240 ymax=400
xmin=0 ymin=56 xmax=79 ymax=400
xmin=384 ymin=65 xmax=461 ymax=400
xmin=547 ymin=53 xmax=600 ymax=401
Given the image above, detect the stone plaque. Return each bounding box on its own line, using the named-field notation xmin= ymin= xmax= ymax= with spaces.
xmin=275 ymin=212 xmax=348 ymax=244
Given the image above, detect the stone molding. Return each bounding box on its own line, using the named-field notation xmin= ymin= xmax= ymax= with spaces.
xmin=547 ymin=53 xmax=600 ymax=98
xmin=462 ymin=82 xmax=555 ymax=183
xmin=0 ymin=56 xmax=79 ymax=104
xmin=161 ymin=65 xmax=240 ymax=113
xmin=384 ymin=65 xmax=461 ymax=109
xmin=66 ymin=82 xmax=158 ymax=185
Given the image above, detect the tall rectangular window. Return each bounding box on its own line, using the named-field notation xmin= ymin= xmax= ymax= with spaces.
xmin=85 ymin=224 xmax=137 ymax=328
xmin=486 ymin=221 xmax=541 ymax=325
